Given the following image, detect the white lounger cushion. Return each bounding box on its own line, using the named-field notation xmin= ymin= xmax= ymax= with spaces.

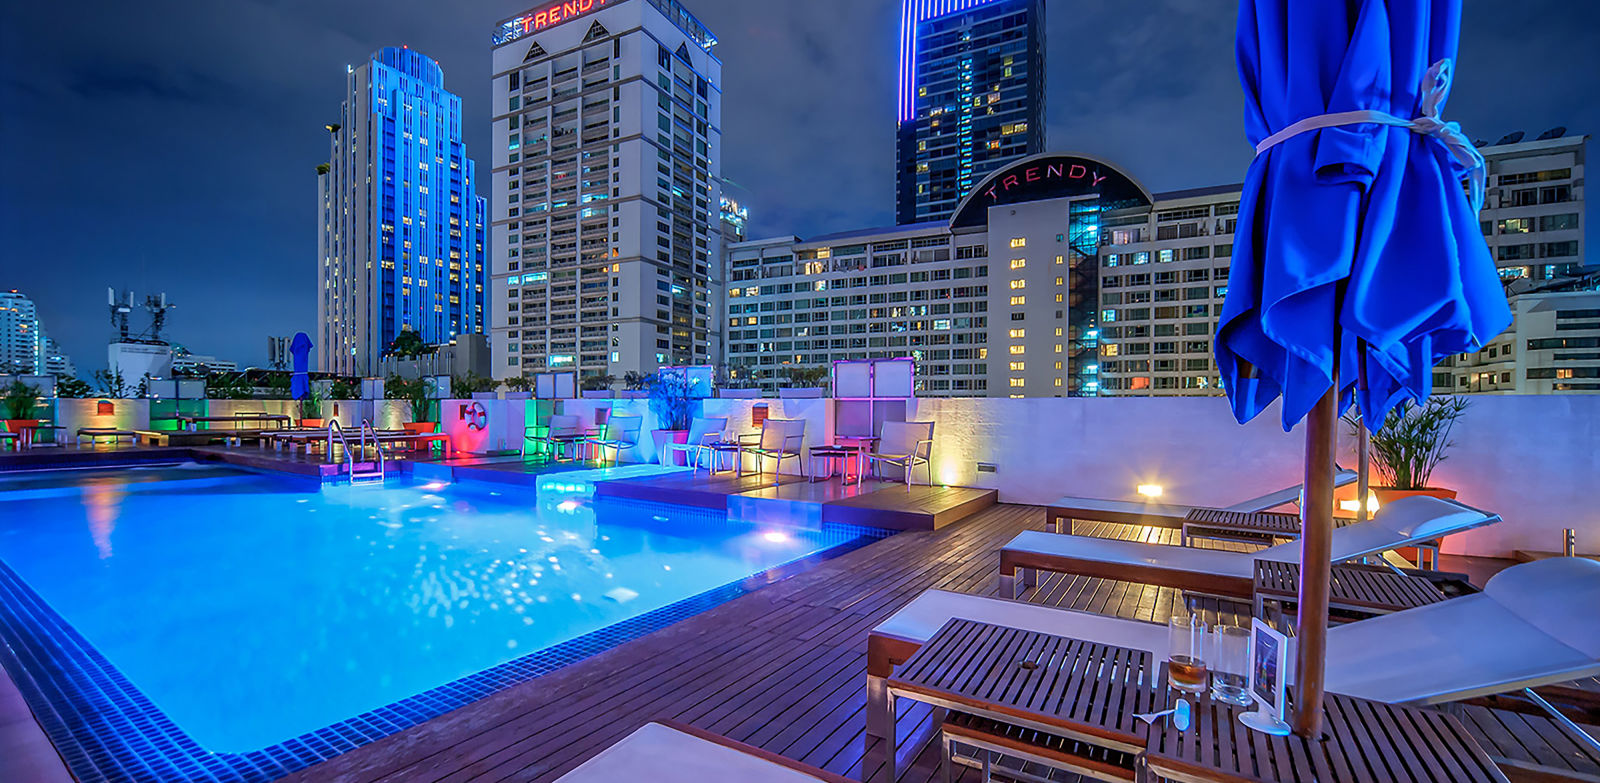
xmin=1323 ymin=556 xmax=1600 ymax=704
xmin=1007 ymin=529 xmax=1256 ymax=579
xmin=1047 ymin=496 xmax=1198 ymax=521
xmin=1221 ymin=467 xmax=1358 ymax=512
xmin=876 ymin=589 xmax=1166 ymax=655
xmin=877 ymin=558 xmax=1599 ymax=707
xmin=554 ymin=722 xmax=832 ymax=782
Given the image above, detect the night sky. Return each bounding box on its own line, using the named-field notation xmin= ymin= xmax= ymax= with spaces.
xmin=2 ymin=1 xmax=1596 ymax=373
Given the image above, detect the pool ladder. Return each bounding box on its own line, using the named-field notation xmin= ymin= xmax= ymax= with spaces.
xmin=324 ymin=420 xmax=385 ymax=484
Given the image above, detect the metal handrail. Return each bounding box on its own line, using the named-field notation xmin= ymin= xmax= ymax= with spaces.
xmin=359 ymin=419 xmax=386 ymax=482
xmin=326 ymin=419 xmax=355 ymax=478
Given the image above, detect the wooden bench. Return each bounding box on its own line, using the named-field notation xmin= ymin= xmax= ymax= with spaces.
xmin=1456 ymin=704 xmax=1600 ymax=783
xmin=76 ymin=428 xmax=138 ymax=446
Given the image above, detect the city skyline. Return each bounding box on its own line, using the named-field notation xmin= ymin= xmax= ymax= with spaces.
xmin=2 ymin=0 xmax=1597 ymax=374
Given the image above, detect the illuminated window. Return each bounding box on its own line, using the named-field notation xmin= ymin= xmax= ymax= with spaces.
xmin=1053 ymin=378 xmax=1063 ymax=387
xmin=1054 ymin=327 xmax=1063 ymax=336
xmin=1055 ymin=277 xmax=1064 ymax=286
xmin=1055 ymin=255 xmax=1064 ymax=264
xmin=1009 ymin=295 xmax=1026 ymax=306
xmin=1055 ymin=294 xmax=1064 ymax=303
xmin=1054 ymin=344 xmax=1063 ymax=353
xmin=1054 ymin=361 xmax=1063 ymax=370
xmin=978 ymin=348 xmax=988 ymax=359
xmin=1008 ymin=328 xmax=1026 ymax=338
xmin=1009 ymin=279 xmax=1026 ymax=289
xmin=1009 ymin=378 xmax=1025 ymax=387
xmin=1010 ymin=238 xmax=1026 ymax=248
xmin=1010 ymin=258 xmax=1026 ymax=269
xmin=1103 ymin=344 xmax=1120 ymax=356
xmin=1008 ymin=361 xmax=1025 ymax=371
xmin=1009 ymin=345 xmax=1025 ymax=355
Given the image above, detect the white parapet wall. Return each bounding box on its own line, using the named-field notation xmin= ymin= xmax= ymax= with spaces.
xmin=445 ymin=391 xmax=1595 ymax=558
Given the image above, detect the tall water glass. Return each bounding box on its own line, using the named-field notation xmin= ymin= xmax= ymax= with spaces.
xmin=1210 ymin=624 xmax=1252 ymax=705
xmin=1167 ymin=613 xmax=1208 ymax=694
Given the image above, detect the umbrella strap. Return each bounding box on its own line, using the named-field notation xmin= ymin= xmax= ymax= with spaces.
xmin=1252 ymin=59 xmax=1485 ymax=212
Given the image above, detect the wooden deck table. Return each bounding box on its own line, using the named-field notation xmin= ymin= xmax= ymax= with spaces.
xmin=808 ymin=444 xmax=867 ymax=485
xmin=1253 ymin=560 xmax=1447 ymax=629
xmin=880 ymin=618 xmax=1162 ymax=782
xmin=1144 ymin=691 xmax=1509 ymax=783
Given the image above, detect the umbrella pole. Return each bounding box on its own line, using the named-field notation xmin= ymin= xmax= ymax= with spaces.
xmin=1357 ymin=340 xmax=1370 ymax=527
xmin=1294 ymin=373 xmax=1338 ymax=738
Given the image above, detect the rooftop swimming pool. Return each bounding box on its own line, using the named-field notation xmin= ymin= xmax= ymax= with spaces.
xmin=0 ymin=463 xmax=878 ymax=782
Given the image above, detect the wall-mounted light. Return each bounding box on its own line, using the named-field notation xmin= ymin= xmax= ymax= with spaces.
xmin=1337 ymin=493 xmax=1380 ymax=515
xmin=1136 ymin=484 xmax=1163 ymax=498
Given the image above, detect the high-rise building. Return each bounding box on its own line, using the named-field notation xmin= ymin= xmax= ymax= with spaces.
xmin=317 ymin=47 xmax=489 ymax=376
xmin=725 ymin=135 xmax=1587 ymax=397
xmin=895 ymin=0 xmax=1046 ymax=225
xmin=489 ymin=0 xmax=722 ymax=383
xmin=43 ymin=338 xmax=75 ymax=379
xmin=0 ymin=291 xmax=46 ymax=375
xmin=1446 ymin=274 xmax=1599 ymax=394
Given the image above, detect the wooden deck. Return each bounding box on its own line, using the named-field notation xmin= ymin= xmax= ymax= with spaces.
xmin=596 ymin=471 xmax=997 ymax=531
xmin=285 ymin=505 xmax=1252 ymax=783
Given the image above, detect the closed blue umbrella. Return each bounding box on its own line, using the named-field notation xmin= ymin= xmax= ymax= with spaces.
xmin=289 ymin=332 xmax=313 ymax=400
xmin=1216 ymin=0 xmax=1510 ymax=735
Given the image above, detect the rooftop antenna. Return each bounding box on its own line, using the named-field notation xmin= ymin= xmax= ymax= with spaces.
xmin=139 ymin=292 xmax=175 ymax=343
xmin=108 ymin=288 xmax=133 ymax=341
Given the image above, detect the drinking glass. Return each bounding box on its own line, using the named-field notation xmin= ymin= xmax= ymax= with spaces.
xmin=1167 ymin=613 xmax=1208 ymax=693
xmin=1209 ymin=624 xmax=1252 ymax=705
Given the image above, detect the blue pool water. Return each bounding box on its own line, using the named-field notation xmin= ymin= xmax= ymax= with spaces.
xmin=0 ymin=464 xmax=853 ymax=756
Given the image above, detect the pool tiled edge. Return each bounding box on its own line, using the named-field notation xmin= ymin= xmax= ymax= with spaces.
xmin=0 ymin=517 xmax=890 ymax=783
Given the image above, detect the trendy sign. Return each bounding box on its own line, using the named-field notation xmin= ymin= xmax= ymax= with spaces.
xmin=495 ymin=0 xmax=615 ymax=45
xmin=948 ymin=154 xmax=1152 ymax=229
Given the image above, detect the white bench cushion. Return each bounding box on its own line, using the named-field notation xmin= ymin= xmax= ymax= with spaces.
xmin=873 ymin=589 xmax=1166 ymax=655
xmin=1006 ymin=530 xmax=1256 ymax=579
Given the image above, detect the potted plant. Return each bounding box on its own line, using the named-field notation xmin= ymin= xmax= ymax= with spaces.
xmin=298 ymin=383 xmax=326 ymax=428
xmin=1347 ymin=396 xmax=1470 ymax=505
xmin=3 ymin=380 xmax=42 ymax=435
xmin=645 ymin=371 xmax=694 ymax=464
xmin=387 ymin=375 xmax=436 ymax=434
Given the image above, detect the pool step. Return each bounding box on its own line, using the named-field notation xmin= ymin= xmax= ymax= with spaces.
xmin=727 ymin=494 xmax=823 ymax=530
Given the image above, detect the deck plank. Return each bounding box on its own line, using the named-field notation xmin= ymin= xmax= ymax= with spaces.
xmin=279 ymin=504 xmax=1556 ymax=783
xmin=282 ymin=504 xmax=1243 ymax=783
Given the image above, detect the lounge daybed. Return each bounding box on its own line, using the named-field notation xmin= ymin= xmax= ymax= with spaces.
xmin=1000 ymin=495 xmax=1499 ymax=598
xmin=868 ymin=556 xmax=1600 ymax=740
xmin=1044 ymin=467 xmax=1359 ymax=534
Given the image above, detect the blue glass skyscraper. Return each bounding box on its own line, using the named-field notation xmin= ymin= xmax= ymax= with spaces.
xmin=895 ymin=0 xmax=1045 ymax=225
xmin=318 ymin=47 xmax=488 ymax=375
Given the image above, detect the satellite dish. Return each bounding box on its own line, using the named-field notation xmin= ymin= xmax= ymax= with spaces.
xmin=1494 ymin=131 xmax=1525 ymax=145
xmin=1536 ymin=126 xmax=1568 ymax=141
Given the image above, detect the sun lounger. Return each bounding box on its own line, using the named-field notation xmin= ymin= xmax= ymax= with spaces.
xmin=76 ymin=428 xmax=138 ymax=446
xmin=1044 ymin=467 xmax=1358 ymax=534
xmin=553 ymin=720 xmax=852 ymax=783
xmin=1000 ymin=494 xmax=1499 ymax=598
xmin=868 ymin=557 xmax=1600 ymax=740
xmin=660 ymin=416 xmax=728 ymax=471
xmin=584 ymin=414 xmax=642 ymax=467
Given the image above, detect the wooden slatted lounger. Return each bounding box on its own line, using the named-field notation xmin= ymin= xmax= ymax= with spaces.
xmin=77 ymin=428 xmax=138 ymax=445
xmin=1044 ymin=467 xmax=1358 ymax=534
xmin=1000 ymin=494 xmax=1500 ymax=599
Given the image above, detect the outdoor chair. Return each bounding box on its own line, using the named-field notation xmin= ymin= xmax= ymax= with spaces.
xmin=864 ymin=420 xmax=935 ymax=487
xmin=553 ymin=720 xmax=852 ymax=782
xmin=737 ymin=418 xmax=806 ymax=481
xmin=1044 ymin=467 xmax=1358 ymax=534
xmin=1000 ymin=494 xmax=1500 ymax=599
xmin=532 ymin=414 xmax=584 ymax=461
xmin=660 ymin=416 xmax=729 ymax=472
xmin=867 ymin=557 xmax=1600 ymax=745
xmin=585 ymin=414 xmax=642 ymax=467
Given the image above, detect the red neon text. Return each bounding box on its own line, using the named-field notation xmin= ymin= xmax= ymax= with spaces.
xmin=983 ymin=163 xmax=1107 ymax=202
xmin=518 ymin=0 xmax=610 ymax=35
